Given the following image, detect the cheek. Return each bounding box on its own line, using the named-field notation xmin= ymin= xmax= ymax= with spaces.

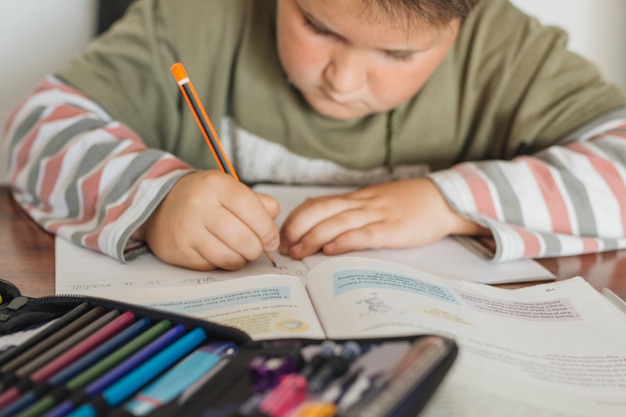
xmin=277 ymin=26 xmax=326 ymax=85
xmin=369 ymin=58 xmax=442 ymax=108
xmin=368 ymin=69 xmax=424 ymax=108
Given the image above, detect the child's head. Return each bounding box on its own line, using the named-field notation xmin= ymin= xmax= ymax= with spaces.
xmin=276 ymin=0 xmax=479 ymax=120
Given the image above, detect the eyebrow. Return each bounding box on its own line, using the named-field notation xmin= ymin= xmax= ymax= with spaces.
xmin=303 ymin=10 xmax=343 ymax=38
xmin=301 ymin=8 xmax=431 ymax=55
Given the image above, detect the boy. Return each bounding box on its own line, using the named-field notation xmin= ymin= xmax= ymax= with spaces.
xmin=5 ymin=0 xmax=626 ymax=271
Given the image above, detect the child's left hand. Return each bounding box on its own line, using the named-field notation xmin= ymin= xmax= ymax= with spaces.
xmin=279 ymin=178 xmax=489 ymax=259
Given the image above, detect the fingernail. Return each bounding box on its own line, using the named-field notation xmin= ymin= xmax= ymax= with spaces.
xmin=267 ymin=237 xmax=279 ymax=251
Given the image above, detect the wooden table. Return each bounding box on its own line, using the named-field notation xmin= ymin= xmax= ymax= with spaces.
xmin=1 ymin=186 xmax=55 ymax=297
xmin=2 ymin=186 xmax=626 ymax=299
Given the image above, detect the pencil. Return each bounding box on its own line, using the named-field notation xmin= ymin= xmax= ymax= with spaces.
xmin=170 ymin=62 xmax=276 ymax=268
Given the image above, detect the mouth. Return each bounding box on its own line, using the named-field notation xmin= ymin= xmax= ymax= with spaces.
xmin=321 ymin=89 xmax=357 ymax=106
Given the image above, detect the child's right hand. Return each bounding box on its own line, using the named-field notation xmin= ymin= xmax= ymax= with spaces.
xmin=132 ymin=171 xmax=280 ymax=271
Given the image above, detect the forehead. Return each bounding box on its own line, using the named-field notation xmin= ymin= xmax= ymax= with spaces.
xmin=294 ymin=0 xmax=449 ymax=50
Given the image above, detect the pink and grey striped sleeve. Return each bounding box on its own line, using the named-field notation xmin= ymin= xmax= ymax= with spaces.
xmin=430 ymin=112 xmax=626 ymax=261
xmin=4 ymin=76 xmax=193 ymax=262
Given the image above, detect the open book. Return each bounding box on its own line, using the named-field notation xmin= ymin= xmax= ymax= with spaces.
xmin=92 ymin=256 xmax=626 ymax=416
xmin=55 ymin=185 xmax=553 ymax=295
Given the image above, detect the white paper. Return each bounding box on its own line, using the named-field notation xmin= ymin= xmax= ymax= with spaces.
xmin=55 ymin=238 xmax=308 ymax=294
xmin=304 ymin=257 xmax=626 ymax=417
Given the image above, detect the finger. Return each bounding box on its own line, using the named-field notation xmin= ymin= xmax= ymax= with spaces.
xmin=280 ymin=195 xmax=362 ymax=248
xmin=220 ymin=186 xmax=280 ymax=251
xmin=322 ymin=221 xmax=398 ymax=255
xmin=324 ymin=215 xmax=453 ymax=255
xmin=150 ymin=236 xmax=220 ymax=271
xmin=286 ymin=208 xmax=379 ymax=259
xmin=192 ymin=232 xmax=247 ymax=271
xmin=142 ymin=214 xmax=220 ymax=271
xmin=203 ymin=208 xmax=267 ymax=263
xmin=148 ymin=221 xmax=248 ymax=271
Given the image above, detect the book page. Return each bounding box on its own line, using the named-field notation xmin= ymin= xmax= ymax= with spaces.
xmin=422 ymin=367 xmax=626 ymax=417
xmin=94 ymin=274 xmax=325 ymax=341
xmin=305 ymin=257 xmax=626 ymax=416
xmin=55 ymin=238 xmax=309 ymax=295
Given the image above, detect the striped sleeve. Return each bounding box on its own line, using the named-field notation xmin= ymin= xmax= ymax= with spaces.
xmin=429 ymin=110 xmax=626 ymax=262
xmin=3 ymin=76 xmax=193 ymax=262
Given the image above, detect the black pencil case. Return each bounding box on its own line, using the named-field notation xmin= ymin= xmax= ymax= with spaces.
xmin=0 ymin=278 xmax=458 ymax=417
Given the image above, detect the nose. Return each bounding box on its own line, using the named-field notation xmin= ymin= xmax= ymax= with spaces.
xmin=323 ymin=48 xmax=366 ymax=95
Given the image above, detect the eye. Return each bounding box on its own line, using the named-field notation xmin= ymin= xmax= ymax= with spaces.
xmin=385 ymin=51 xmax=416 ymax=62
xmin=303 ymin=16 xmax=334 ymax=37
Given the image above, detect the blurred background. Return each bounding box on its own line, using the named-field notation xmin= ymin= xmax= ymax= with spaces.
xmin=1 ymin=0 xmax=625 ymax=184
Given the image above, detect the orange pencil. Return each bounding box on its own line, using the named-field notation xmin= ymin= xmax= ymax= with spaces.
xmin=171 ymin=62 xmax=238 ymax=179
xmin=170 ymin=62 xmax=276 ymax=267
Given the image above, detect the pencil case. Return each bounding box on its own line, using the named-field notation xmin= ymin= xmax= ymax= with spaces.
xmin=0 ymin=278 xmax=458 ymax=417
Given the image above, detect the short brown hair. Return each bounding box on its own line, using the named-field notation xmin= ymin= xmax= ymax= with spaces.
xmin=365 ymin=0 xmax=480 ymax=27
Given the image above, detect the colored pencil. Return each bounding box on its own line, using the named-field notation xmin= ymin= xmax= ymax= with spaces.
xmin=18 ymin=320 xmax=172 ymax=417
xmin=0 ymin=317 xmax=152 ymax=417
xmin=68 ymin=327 xmax=207 ymax=417
xmin=0 ymin=303 xmax=92 ymax=368
xmin=42 ymin=323 xmax=186 ymax=417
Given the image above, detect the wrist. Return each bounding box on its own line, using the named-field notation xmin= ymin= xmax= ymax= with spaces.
xmin=425 ymin=178 xmax=490 ymax=238
xmin=131 ymin=223 xmax=147 ymax=241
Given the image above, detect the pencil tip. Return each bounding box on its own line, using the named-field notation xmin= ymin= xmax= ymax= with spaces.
xmin=265 ymin=250 xmax=277 ymax=268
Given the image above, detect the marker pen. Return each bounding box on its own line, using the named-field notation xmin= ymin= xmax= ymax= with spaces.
xmin=236 ymin=352 xmax=304 ymax=417
xmin=68 ymin=327 xmax=208 ymax=417
xmin=0 ymin=317 xmax=151 ymax=417
xmin=248 ymin=351 xmax=302 ymax=393
xmin=307 ymin=341 xmax=361 ymax=393
xmin=299 ymin=341 xmax=336 ymax=381
xmin=121 ymin=342 xmax=238 ymax=416
xmin=256 ymin=341 xmax=362 ymax=417
xmin=290 ymin=366 xmax=363 ymax=417
xmin=43 ymin=323 xmax=185 ymax=417
xmin=233 ymin=342 xmax=336 ymax=417
xmin=258 ymin=373 xmax=308 ymax=417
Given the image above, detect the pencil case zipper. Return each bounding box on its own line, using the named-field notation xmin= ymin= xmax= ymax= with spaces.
xmin=0 ymin=280 xmax=251 ymax=344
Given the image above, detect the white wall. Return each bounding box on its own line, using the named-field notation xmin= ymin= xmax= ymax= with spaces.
xmin=0 ymin=0 xmax=96 ymax=184
xmin=509 ymin=0 xmax=626 ymax=91
xmin=0 ymin=1 xmax=625 ymax=183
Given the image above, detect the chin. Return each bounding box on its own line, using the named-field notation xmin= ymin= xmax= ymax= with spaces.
xmin=308 ymin=99 xmax=371 ymax=120
xmin=319 ymin=109 xmax=363 ymax=120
